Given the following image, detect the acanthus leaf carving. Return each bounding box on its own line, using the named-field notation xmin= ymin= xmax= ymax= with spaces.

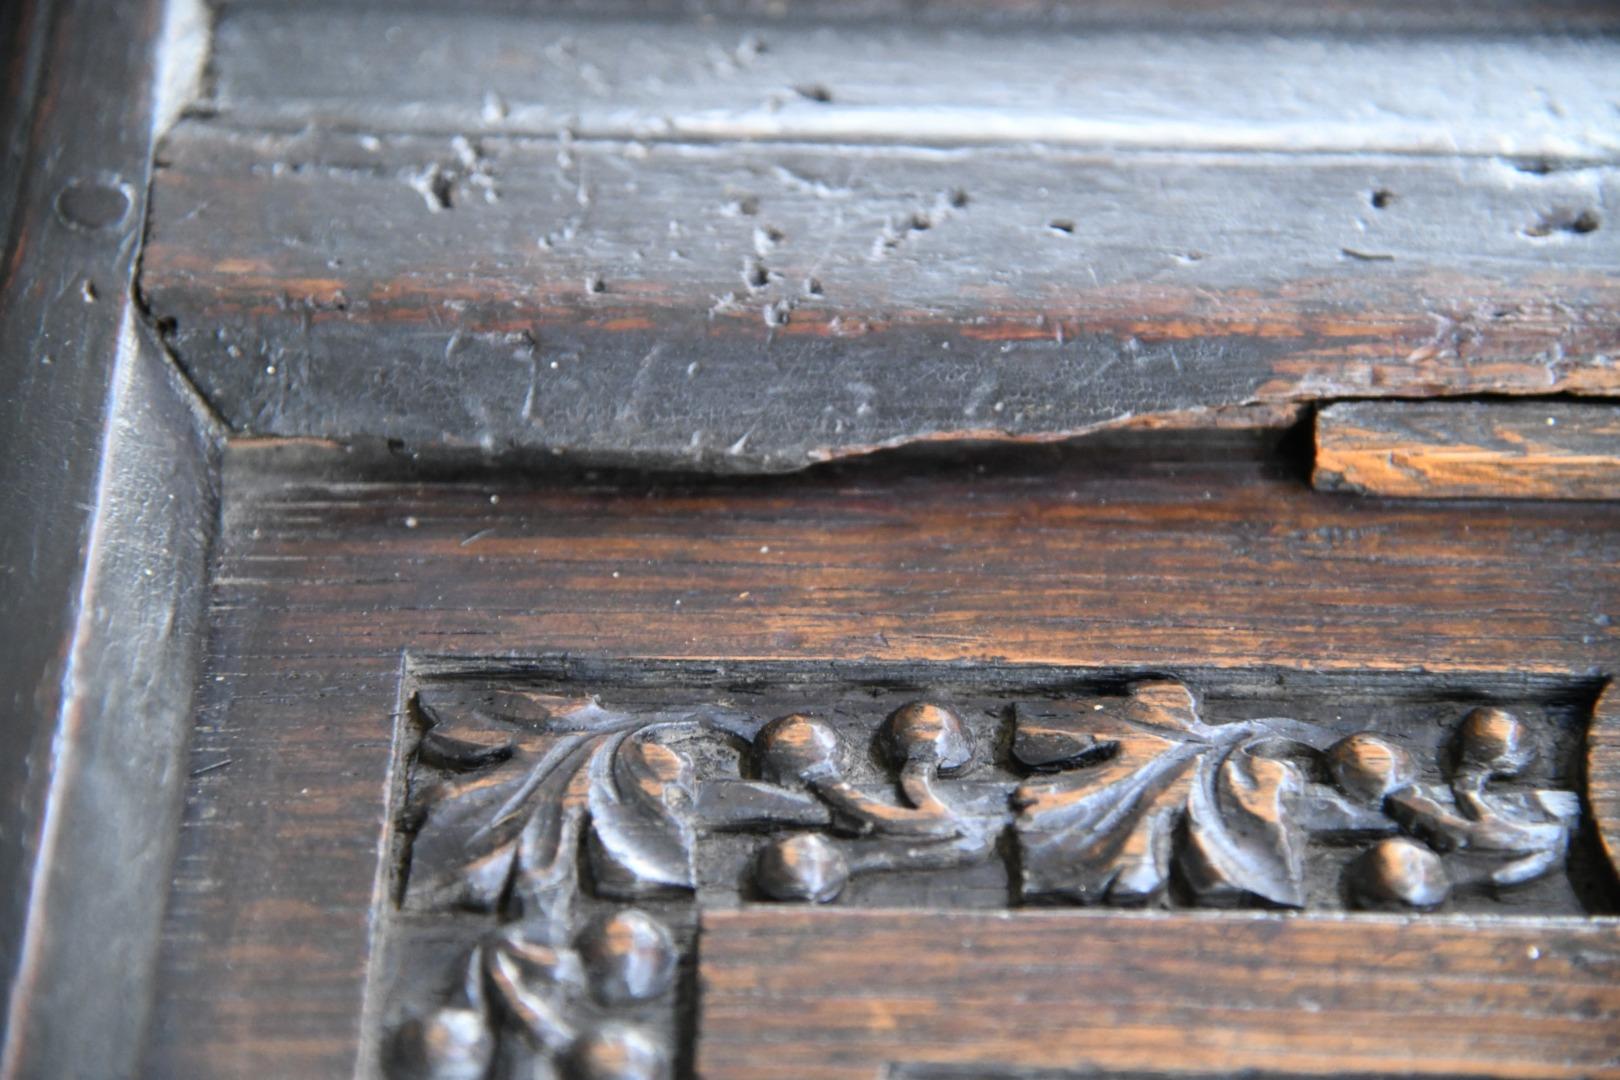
xmin=1181 ymin=745 xmax=1310 ymax=907
xmin=1011 ymin=684 xmax=1581 ymax=911
xmin=1012 ymin=680 xmax=1330 ymax=907
xmin=397 ymin=692 xmax=735 ymax=1080
xmin=388 ymin=677 xmax=1590 ymax=1079
xmin=405 ymin=695 xmax=722 ymax=922
xmin=584 ymin=727 xmax=697 ymax=899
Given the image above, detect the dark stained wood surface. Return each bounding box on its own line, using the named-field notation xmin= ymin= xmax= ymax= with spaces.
xmin=373 ymin=670 xmax=1607 ymax=1078
xmin=1315 ymin=401 xmax=1620 ymax=500
xmin=142 ymin=125 xmax=1620 ymax=471
xmin=143 ymin=437 xmax=1620 ymax=1076
xmin=0 ymin=1 xmax=222 ymax=1078
xmin=206 ymin=10 xmax=1620 ymax=158
xmin=696 ymin=907 xmax=1620 ymax=1080
xmin=213 ymin=0 xmax=1620 ymax=33
xmin=144 ymin=6 xmax=1620 ymax=474
xmin=3 ymin=3 xmax=1618 ymax=1077
xmin=1592 ymin=683 xmax=1620 ymax=887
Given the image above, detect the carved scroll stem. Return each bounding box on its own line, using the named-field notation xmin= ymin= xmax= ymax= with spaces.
xmin=751 ymin=709 xmax=969 ymax=838
xmin=811 ymin=775 xmax=964 ymax=837
xmin=1310 ymin=708 xmax=1580 ymax=895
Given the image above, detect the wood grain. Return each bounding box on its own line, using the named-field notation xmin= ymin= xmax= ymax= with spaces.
xmin=214 ymin=0 xmax=1620 ymax=33
xmin=0 ymin=1 xmax=221 ymax=1077
xmin=7 ymin=2 xmax=1614 ymax=1076
xmin=141 ymin=437 xmax=1620 ymax=1076
xmin=1315 ymin=402 xmax=1620 ymax=500
xmin=206 ymin=10 xmax=1620 ymax=158
xmin=136 ymin=15 xmax=1620 ymax=1064
xmin=696 ymin=907 xmax=1620 ymax=1080
xmin=1592 ymin=683 xmax=1620 ymax=882
xmin=199 ymin=438 xmax=1620 ymax=679
xmin=142 ymin=125 xmax=1620 ymax=471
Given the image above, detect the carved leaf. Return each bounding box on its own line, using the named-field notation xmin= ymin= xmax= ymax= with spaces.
xmin=403 ymin=700 xmax=562 ymax=911
xmin=1181 ymin=745 xmax=1307 ymax=907
xmin=1013 ymin=680 xmax=1313 ymax=907
xmin=586 ymin=727 xmax=698 ymax=897
xmin=509 ymin=742 xmax=594 ymax=931
xmin=404 ymin=694 xmax=699 ymax=916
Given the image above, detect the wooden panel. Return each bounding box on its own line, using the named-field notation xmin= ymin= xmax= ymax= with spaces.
xmin=143 ymin=438 xmax=1620 ymax=1076
xmin=213 ymin=0 xmax=1620 ymax=34
xmin=206 ymin=10 xmax=1620 ymax=158
xmin=142 ymin=127 xmax=1620 ymax=471
xmin=696 ymin=908 xmax=1620 ymax=1080
xmin=196 ymin=439 xmax=1620 ymax=678
xmin=1316 ymin=402 xmax=1620 ymax=500
xmin=124 ymin=8 xmax=1620 ymax=1079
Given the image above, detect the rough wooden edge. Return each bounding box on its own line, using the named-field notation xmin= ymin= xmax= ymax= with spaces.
xmin=1590 ymin=680 xmax=1620 ymax=883
xmin=1315 ymin=401 xmax=1620 ymax=500
xmin=141 ymin=125 xmax=1620 ymax=473
xmin=0 ymin=0 xmax=223 ymax=1077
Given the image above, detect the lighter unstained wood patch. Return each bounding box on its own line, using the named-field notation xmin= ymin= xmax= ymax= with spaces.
xmin=1590 ymin=682 xmax=1620 ymax=882
xmin=1315 ymin=401 xmax=1620 ymax=500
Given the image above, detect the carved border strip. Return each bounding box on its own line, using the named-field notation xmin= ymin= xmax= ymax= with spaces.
xmin=380 ymin=671 xmax=1604 ymax=1080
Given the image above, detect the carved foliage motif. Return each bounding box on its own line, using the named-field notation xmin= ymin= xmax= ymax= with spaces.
xmin=402 ymin=693 xmax=710 ymax=920
xmin=1013 ymin=682 xmax=1578 ymax=910
xmin=393 ymin=693 xmax=741 ymax=1080
xmin=388 ymin=680 xmax=1582 ymax=1079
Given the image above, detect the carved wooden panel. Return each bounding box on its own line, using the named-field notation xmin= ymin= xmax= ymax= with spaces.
xmin=145 ymin=439 xmax=1620 ymax=1078
xmin=48 ymin=3 xmax=1617 ymax=1078
xmin=370 ymin=665 xmax=1614 ymax=1080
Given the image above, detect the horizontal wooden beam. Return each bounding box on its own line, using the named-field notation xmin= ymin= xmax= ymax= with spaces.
xmin=142 ymin=125 xmax=1620 ymax=471
xmin=209 ymin=438 xmax=1620 ymax=679
xmin=1315 ymin=401 xmax=1620 ymax=500
xmin=696 ymin=908 xmax=1620 ymax=1080
xmin=205 ymin=10 xmax=1620 ymax=158
xmin=213 ymin=0 xmax=1620 ymax=34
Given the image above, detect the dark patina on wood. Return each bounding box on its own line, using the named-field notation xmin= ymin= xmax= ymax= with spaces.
xmin=141 ymin=0 xmax=1620 ymax=476
xmin=145 ymin=422 xmax=1620 ymax=1078
xmin=697 ymin=907 xmax=1620 ymax=1080
xmin=141 ymin=123 xmax=1620 ymax=472
xmin=0 ymin=2 xmax=220 ymax=1078
xmin=5 ymin=1 xmax=1620 ymax=1078
xmin=375 ymin=667 xmax=1610 ymax=1079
